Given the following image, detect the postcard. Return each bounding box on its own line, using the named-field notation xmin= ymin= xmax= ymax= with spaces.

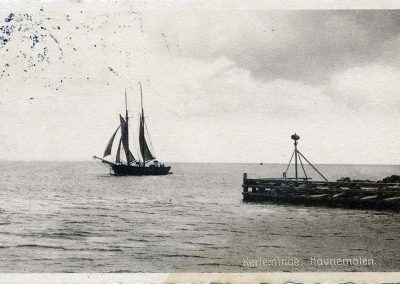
xmin=0 ymin=0 xmax=399 ymax=283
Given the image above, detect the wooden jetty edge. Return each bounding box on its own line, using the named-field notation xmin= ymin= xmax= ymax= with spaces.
xmin=242 ymin=174 xmax=400 ymax=211
xmin=242 ymin=133 xmax=400 ymax=212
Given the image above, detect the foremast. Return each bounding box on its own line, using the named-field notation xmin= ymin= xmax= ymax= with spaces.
xmin=95 ymin=89 xmax=136 ymax=166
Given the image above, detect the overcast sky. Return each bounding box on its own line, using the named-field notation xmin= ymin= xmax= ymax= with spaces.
xmin=0 ymin=1 xmax=399 ymax=164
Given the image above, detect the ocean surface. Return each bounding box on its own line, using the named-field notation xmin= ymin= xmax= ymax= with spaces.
xmin=0 ymin=161 xmax=399 ymax=272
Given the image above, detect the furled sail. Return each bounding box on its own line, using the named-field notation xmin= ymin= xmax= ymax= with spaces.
xmin=115 ymin=138 xmax=122 ymax=163
xmin=139 ymin=115 xmax=155 ymax=162
xmin=103 ymin=125 xmax=121 ymax=157
xmin=119 ymin=115 xmax=135 ymax=163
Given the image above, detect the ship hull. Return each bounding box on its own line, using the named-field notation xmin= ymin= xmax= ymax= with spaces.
xmin=111 ymin=164 xmax=171 ymax=176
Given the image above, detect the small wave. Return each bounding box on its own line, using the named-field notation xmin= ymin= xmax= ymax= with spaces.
xmin=196 ymin=232 xmax=223 ymax=236
xmin=298 ymin=234 xmax=314 ymax=238
xmin=220 ymin=228 xmax=238 ymax=232
xmin=65 ymin=257 xmax=95 ymax=261
xmin=208 ymin=246 xmax=230 ymax=249
xmin=229 ymin=229 xmax=246 ymax=234
xmin=37 ymin=231 xmax=95 ymax=239
xmin=93 ymin=207 xmax=114 ymax=211
xmin=183 ymin=241 xmax=213 ymax=246
xmin=159 ymin=253 xmax=207 ymax=259
xmin=78 ymin=247 xmax=123 ymax=252
xmin=197 ymin=262 xmax=224 ymax=266
xmin=15 ymin=244 xmax=69 ymax=250
xmin=94 ymin=214 xmax=117 ymax=217
xmin=14 ymin=244 xmax=123 ymax=253
xmin=113 ymin=229 xmax=129 ymax=232
xmin=126 ymin=238 xmax=151 ymax=243
xmin=64 ymin=220 xmax=97 ymax=224
xmin=350 ymin=248 xmax=365 ymax=251
xmin=152 ymin=235 xmax=170 ymax=238
xmin=68 ymin=206 xmax=91 ymax=210
xmin=130 ymin=210 xmax=156 ymax=215
xmin=31 ymin=258 xmax=56 ymax=261
xmin=205 ymin=222 xmax=226 ymax=225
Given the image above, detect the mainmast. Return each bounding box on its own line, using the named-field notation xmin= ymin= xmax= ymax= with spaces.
xmin=138 ymin=81 xmax=155 ymax=166
xmin=125 ymin=88 xmax=130 ymax=165
xmin=139 ymin=81 xmax=144 ymax=118
xmin=139 ymin=81 xmax=144 ymax=166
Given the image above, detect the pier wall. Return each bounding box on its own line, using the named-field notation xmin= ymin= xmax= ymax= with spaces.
xmin=242 ymin=174 xmax=400 ymax=211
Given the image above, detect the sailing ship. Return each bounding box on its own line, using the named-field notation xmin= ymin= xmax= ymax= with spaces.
xmin=93 ymin=82 xmax=171 ymax=176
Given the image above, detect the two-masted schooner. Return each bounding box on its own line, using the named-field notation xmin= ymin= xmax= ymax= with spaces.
xmin=93 ymin=82 xmax=171 ymax=175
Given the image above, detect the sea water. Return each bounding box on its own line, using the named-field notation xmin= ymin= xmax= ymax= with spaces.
xmin=0 ymin=161 xmax=399 ymax=272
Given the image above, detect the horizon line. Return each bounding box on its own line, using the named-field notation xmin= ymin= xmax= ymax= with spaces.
xmin=0 ymin=159 xmax=399 ymax=166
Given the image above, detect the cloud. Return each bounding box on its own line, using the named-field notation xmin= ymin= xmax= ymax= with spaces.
xmin=144 ymin=10 xmax=400 ymax=84
xmin=140 ymin=54 xmax=326 ymax=120
xmin=327 ymin=63 xmax=400 ymax=111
